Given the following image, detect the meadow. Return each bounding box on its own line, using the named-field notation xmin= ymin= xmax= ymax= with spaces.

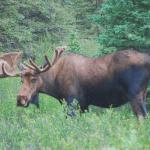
xmin=1 ymin=41 xmax=150 ymax=150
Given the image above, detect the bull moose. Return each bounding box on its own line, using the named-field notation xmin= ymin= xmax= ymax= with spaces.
xmin=2 ymin=49 xmax=150 ymax=119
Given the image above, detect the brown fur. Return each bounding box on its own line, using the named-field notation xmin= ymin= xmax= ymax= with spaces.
xmin=17 ymin=49 xmax=150 ymax=119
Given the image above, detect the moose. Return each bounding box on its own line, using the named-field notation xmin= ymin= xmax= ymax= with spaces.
xmin=2 ymin=48 xmax=150 ymax=119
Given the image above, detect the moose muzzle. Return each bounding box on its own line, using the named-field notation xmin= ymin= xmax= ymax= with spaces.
xmin=17 ymin=95 xmax=29 ymax=107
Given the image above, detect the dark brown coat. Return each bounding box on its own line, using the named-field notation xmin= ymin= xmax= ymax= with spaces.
xmin=16 ymin=49 xmax=150 ymax=119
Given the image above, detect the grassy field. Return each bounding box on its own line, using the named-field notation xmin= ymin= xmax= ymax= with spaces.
xmin=1 ymin=43 xmax=150 ymax=150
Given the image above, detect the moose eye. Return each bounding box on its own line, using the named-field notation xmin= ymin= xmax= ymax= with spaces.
xmin=31 ymin=78 xmax=37 ymax=83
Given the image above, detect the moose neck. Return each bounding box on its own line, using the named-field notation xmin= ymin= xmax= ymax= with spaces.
xmin=39 ymin=67 xmax=59 ymax=99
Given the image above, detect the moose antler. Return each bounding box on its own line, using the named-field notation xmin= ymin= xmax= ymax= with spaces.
xmin=0 ymin=63 xmax=20 ymax=77
xmin=24 ymin=46 xmax=65 ymax=73
xmin=24 ymin=55 xmax=51 ymax=73
xmin=51 ymin=46 xmax=65 ymax=65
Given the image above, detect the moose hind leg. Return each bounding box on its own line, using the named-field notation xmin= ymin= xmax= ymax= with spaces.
xmin=130 ymin=91 xmax=148 ymax=120
xmin=80 ymin=105 xmax=89 ymax=113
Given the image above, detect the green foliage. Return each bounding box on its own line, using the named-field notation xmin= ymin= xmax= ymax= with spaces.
xmin=68 ymin=33 xmax=81 ymax=53
xmin=93 ymin=0 xmax=150 ymax=51
xmin=0 ymin=0 xmax=74 ymax=53
xmin=98 ymin=46 xmax=117 ymax=56
xmin=65 ymin=0 xmax=96 ymax=35
xmin=0 ymin=0 xmax=101 ymax=55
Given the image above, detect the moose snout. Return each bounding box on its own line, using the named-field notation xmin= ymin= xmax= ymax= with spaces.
xmin=17 ymin=95 xmax=28 ymax=107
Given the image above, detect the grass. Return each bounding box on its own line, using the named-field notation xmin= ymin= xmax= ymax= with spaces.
xmin=1 ymin=40 xmax=150 ymax=150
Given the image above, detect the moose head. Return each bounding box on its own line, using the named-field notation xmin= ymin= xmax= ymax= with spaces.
xmin=1 ymin=47 xmax=65 ymax=107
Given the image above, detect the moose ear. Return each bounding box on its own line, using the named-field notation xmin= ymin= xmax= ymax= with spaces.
xmin=18 ymin=63 xmax=27 ymax=71
xmin=0 ymin=52 xmax=22 ymax=70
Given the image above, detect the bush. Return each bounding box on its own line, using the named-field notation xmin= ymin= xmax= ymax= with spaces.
xmin=68 ymin=33 xmax=81 ymax=53
xmin=0 ymin=0 xmax=74 ymax=53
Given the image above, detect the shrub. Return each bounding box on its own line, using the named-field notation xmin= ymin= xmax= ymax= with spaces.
xmin=93 ymin=0 xmax=150 ymax=52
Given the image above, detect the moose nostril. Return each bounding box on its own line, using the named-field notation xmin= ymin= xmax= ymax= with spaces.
xmin=17 ymin=95 xmax=28 ymax=106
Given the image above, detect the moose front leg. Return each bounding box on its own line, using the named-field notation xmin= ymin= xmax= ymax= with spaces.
xmin=66 ymin=95 xmax=89 ymax=116
xmin=66 ymin=96 xmax=78 ymax=117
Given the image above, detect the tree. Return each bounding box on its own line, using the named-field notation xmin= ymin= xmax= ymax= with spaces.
xmin=93 ymin=0 xmax=150 ymax=52
xmin=64 ymin=0 xmax=98 ymax=36
xmin=0 ymin=0 xmax=74 ymax=52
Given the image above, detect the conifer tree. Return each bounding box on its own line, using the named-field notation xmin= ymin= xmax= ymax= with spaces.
xmin=94 ymin=0 xmax=150 ymax=52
